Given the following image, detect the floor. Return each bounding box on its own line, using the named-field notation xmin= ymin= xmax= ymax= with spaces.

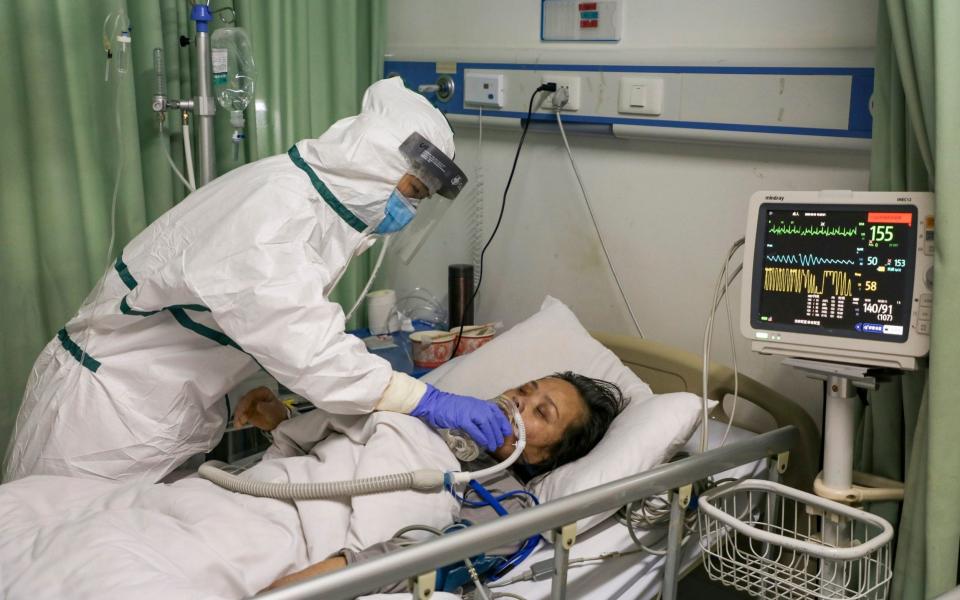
xmin=676 ymin=565 xmax=755 ymax=599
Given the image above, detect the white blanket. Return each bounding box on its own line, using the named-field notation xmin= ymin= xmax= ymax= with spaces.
xmin=0 ymin=411 xmax=460 ymax=600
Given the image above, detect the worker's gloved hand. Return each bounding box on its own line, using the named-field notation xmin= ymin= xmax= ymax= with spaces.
xmin=411 ymin=385 xmax=512 ymax=452
xmin=234 ymin=387 xmax=290 ymax=431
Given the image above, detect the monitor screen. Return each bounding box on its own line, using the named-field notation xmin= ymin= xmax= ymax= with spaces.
xmin=750 ymin=204 xmax=918 ymax=343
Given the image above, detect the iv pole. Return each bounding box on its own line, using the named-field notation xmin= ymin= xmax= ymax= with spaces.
xmin=152 ymin=3 xmax=217 ymax=188
xmin=192 ymin=3 xmax=216 ymax=186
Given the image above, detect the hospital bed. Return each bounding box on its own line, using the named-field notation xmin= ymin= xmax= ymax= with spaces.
xmin=258 ymin=332 xmax=820 ymax=600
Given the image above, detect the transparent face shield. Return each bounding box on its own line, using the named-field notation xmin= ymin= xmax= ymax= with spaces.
xmin=391 ymin=132 xmax=467 ymax=264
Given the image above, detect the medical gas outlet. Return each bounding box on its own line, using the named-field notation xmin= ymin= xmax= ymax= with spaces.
xmin=464 ymin=73 xmax=505 ymax=108
xmin=542 ymin=75 xmax=581 ymax=110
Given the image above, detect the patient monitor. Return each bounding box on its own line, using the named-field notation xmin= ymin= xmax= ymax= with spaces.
xmin=741 ymin=190 xmax=934 ymax=370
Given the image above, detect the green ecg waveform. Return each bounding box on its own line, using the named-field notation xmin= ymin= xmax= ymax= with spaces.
xmin=768 ymin=222 xmax=860 ymax=237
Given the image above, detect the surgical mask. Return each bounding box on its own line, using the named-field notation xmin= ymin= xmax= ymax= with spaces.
xmin=374 ymin=188 xmax=417 ymax=235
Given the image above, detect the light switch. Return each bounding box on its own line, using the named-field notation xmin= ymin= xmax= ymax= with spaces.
xmin=618 ymin=77 xmax=663 ymax=116
xmin=629 ymin=85 xmax=648 ymax=108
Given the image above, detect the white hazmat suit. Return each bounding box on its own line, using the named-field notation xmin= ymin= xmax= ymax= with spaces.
xmin=4 ymin=78 xmax=478 ymax=483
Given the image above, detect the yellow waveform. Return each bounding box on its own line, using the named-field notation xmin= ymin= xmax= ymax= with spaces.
xmin=763 ymin=267 xmax=853 ymax=296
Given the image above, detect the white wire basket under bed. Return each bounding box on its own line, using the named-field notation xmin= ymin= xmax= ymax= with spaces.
xmin=698 ymin=479 xmax=894 ymax=600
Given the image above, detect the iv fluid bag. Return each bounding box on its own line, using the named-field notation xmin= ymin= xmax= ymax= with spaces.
xmin=211 ymin=27 xmax=256 ymax=112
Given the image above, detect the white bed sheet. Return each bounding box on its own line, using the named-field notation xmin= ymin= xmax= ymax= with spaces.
xmin=492 ymin=423 xmax=770 ymax=600
xmin=0 ymin=412 xmax=459 ymax=600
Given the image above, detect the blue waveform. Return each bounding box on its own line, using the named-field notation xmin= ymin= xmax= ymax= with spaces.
xmin=765 ymin=253 xmax=857 ymax=267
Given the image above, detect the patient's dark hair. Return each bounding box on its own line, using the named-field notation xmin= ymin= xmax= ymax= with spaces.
xmin=545 ymin=372 xmax=624 ymax=469
xmin=509 ymin=372 xmax=624 ymax=482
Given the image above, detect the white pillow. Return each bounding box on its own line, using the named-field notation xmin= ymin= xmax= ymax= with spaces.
xmin=422 ymin=296 xmax=708 ymax=535
xmin=422 ymin=296 xmax=653 ymax=404
xmin=529 ymin=391 xmax=706 ymax=535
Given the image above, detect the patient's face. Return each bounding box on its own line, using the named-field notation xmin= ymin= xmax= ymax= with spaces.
xmin=491 ymin=377 xmax=586 ymax=466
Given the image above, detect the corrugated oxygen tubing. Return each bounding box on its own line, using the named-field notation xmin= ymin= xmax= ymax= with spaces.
xmin=199 ymin=396 xmax=525 ymax=498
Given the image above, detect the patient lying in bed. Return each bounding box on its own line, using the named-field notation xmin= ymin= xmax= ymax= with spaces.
xmin=0 ymin=372 xmax=622 ymax=600
xmin=251 ymin=372 xmax=624 ymax=594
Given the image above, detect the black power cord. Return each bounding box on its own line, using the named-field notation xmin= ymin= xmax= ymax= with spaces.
xmin=452 ymin=83 xmax=557 ymax=355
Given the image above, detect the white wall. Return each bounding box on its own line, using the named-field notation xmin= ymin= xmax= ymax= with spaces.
xmin=383 ymin=0 xmax=880 ymax=430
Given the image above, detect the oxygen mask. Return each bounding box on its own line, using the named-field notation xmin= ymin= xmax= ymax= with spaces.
xmin=440 ymin=395 xmax=524 ymax=464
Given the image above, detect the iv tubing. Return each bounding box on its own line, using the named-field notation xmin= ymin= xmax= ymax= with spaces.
xmin=160 ymin=121 xmax=196 ymax=193
xmin=182 ymin=117 xmax=197 ymax=191
xmin=77 ymin=80 xmax=125 ymax=377
xmin=470 ymin=107 xmax=485 ymax=287
xmin=344 ymin=236 xmax=391 ymax=323
xmin=199 ymin=397 xmax=525 ymax=499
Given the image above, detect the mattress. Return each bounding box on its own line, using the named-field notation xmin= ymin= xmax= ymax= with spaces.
xmin=490 ymin=423 xmax=769 ymax=600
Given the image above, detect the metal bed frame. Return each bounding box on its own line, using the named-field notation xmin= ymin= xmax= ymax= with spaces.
xmin=256 ymin=333 xmax=818 ymax=600
xmin=259 ymin=426 xmax=798 ymax=600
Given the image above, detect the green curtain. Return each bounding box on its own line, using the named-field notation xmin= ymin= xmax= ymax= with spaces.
xmin=865 ymin=1 xmax=960 ymax=597
xmin=0 ymin=0 xmax=385 ymax=461
xmin=236 ymin=0 xmax=386 ymax=320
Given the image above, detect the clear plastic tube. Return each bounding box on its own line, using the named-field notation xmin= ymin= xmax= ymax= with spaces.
xmin=344 ymin=236 xmax=391 ymax=323
xmin=160 ymin=121 xmax=196 ymax=193
xmin=471 ymin=107 xmax=485 ymax=288
xmin=75 ymin=73 xmax=125 ymax=391
xmin=182 ymin=120 xmax=196 ymax=191
xmin=199 ymin=397 xmax=525 ymax=498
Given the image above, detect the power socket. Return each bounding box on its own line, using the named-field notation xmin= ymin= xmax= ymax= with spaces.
xmin=542 ymin=75 xmax=580 ymax=111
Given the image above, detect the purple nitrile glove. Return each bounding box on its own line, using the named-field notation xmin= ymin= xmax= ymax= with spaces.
xmin=411 ymin=384 xmax=513 ymax=452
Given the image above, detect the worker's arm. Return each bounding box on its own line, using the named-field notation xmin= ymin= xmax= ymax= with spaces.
xmin=262 ymin=476 xmax=530 ymax=594
xmin=261 ymin=555 xmax=348 ymax=593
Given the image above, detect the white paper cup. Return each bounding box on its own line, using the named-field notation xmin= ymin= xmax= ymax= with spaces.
xmin=367 ymin=289 xmax=399 ymax=334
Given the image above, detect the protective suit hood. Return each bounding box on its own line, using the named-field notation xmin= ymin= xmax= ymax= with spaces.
xmin=294 ymin=77 xmax=455 ymax=229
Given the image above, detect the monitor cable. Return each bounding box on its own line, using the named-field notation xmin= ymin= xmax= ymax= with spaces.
xmin=554 ymin=110 xmax=645 ymax=339
xmin=699 ymin=238 xmax=744 ymax=453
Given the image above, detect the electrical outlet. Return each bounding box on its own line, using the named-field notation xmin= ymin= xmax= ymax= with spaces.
xmin=542 ymin=75 xmax=581 ymax=111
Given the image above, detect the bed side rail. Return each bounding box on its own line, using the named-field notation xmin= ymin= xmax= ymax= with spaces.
xmin=258 ymin=426 xmax=799 ymax=600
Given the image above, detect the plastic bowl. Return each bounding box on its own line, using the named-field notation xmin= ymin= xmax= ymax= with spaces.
xmin=410 ymin=330 xmax=457 ymax=369
xmin=449 ymin=326 xmax=496 ymax=357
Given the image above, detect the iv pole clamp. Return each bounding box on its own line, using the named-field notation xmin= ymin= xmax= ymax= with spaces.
xmin=783 ymin=357 xmax=905 ymax=505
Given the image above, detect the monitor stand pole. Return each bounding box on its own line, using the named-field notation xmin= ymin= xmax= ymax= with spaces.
xmin=784 ymin=358 xmax=905 ymax=594
xmin=784 ymin=357 xmax=906 ymax=505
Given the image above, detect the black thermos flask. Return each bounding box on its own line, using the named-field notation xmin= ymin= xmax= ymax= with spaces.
xmin=448 ymin=264 xmax=474 ymax=329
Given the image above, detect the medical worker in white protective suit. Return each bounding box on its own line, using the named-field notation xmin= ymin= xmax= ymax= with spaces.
xmin=3 ymin=77 xmax=511 ymax=484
